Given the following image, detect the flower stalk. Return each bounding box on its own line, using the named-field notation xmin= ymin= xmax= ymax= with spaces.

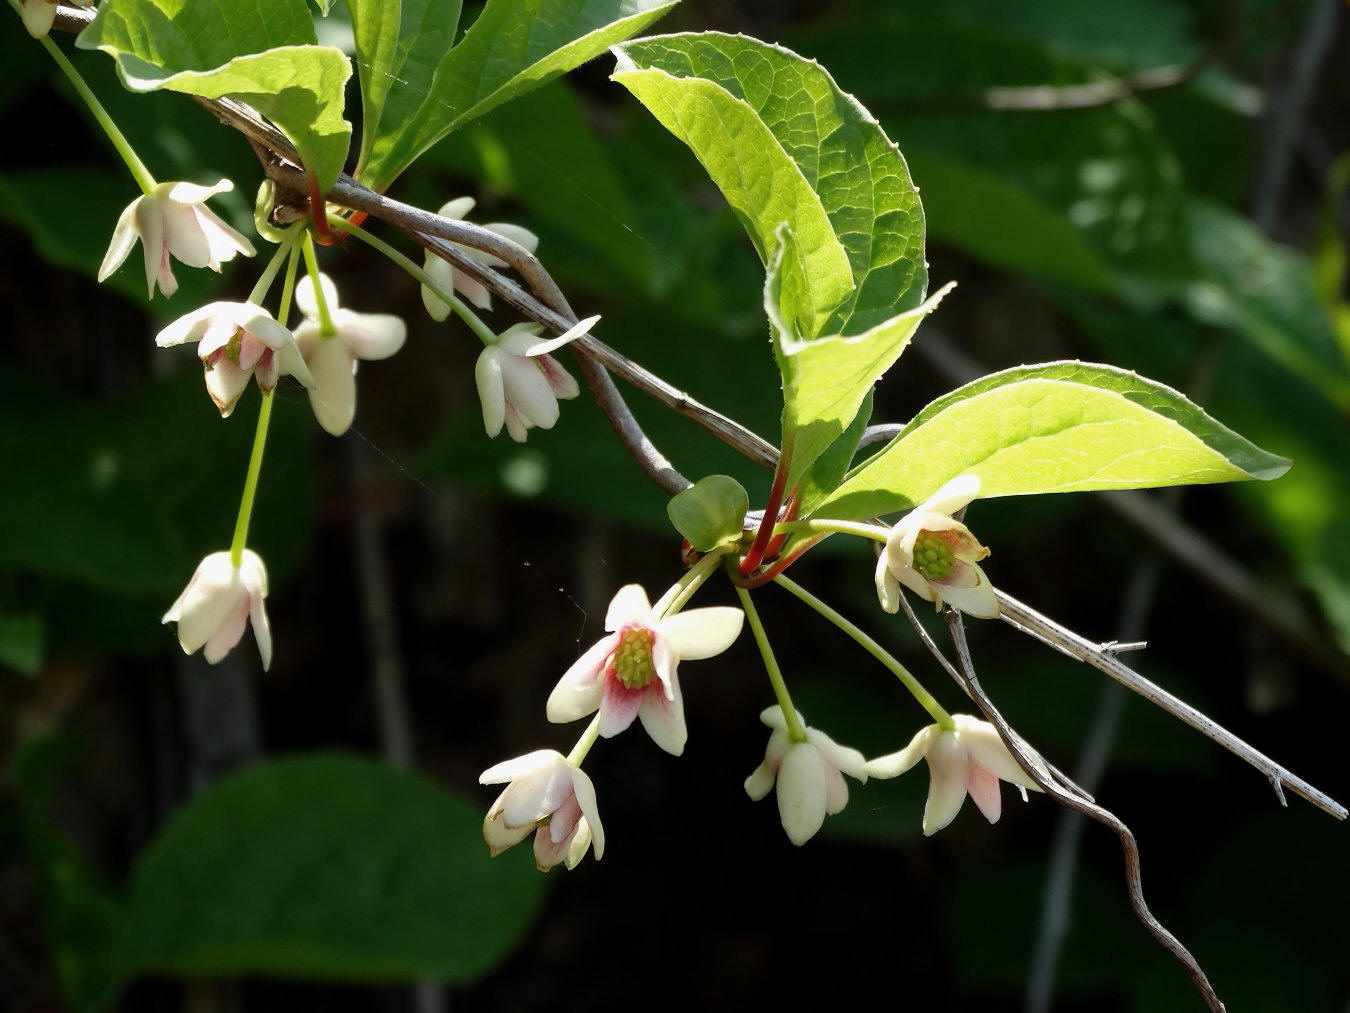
xmin=734 ymin=584 xmax=806 ymax=743
xmin=300 ymin=232 xmax=337 ymax=337
xmin=566 ymin=715 xmax=602 ymax=766
xmin=229 ymin=390 xmax=274 ymax=567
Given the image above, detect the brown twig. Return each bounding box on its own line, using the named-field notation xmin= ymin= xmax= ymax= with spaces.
xmin=942 ymin=608 xmax=1227 ymax=1013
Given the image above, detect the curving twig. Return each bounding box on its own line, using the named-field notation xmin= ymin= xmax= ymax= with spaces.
xmin=942 ymin=609 xmax=1227 ymax=1013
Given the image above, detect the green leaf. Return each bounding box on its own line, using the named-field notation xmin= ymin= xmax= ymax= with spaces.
xmin=125 ymin=754 xmax=546 ymax=981
xmin=768 ymin=226 xmax=953 ymax=489
xmin=79 ymin=3 xmax=351 ymax=190
xmin=797 ymin=390 xmax=873 ymax=517
xmin=815 ymin=361 xmax=1290 ymax=521
xmin=0 ymin=613 xmax=42 ymax=677
xmin=362 ymin=0 xmax=677 ymax=190
xmin=614 ymin=32 xmax=928 ymax=333
xmin=667 ymin=475 xmax=749 ymax=552
xmin=349 ymin=0 xmax=462 ymax=175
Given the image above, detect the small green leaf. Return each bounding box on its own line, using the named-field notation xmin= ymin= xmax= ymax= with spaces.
xmin=361 ymin=0 xmax=677 ymax=190
xmin=126 ymin=754 xmax=546 ymax=982
xmin=667 ymin=475 xmax=749 ymax=552
xmin=815 ymin=361 xmax=1290 ymax=520
xmin=614 ymin=32 xmax=928 ymax=333
xmin=767 ymin=226 xmax=952 ymax=490
xmin=0 ymin=613 xmax=42 ymax=677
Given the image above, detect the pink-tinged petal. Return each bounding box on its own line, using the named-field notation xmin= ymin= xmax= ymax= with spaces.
xmin=501 ymin=765 xmax=572 ymax=826
xmin=966 ymin=763 xmax=1003 ymax=824
xmin=483 ymin=792 xmax=536 ymax=855
xmin=480 ymin=749 xmax=565 ymax=785
xmin=98 ymin=197 xmax=142 ymax=282
xmin=548 ymin=792 xmax=583 ymax=845
xmin=203 ymin=357 xmax=252 ymax=418
xmin=235 ymin=334 xmax=267 ymax=372
xmin=299 ymin=327 xmax=358 ymax=435
xmin=918 ymin=473 xmax=981 ymax=516
xmin=920 ymin=518 xmax=988 ymax=561
xmin=533 ymin=823 xmax=571 ymax=871
xmin=638 ymin=674 xmax=687 ymax=755
xmin=238 ymin=550 xmax=268 ymax=597
xmin=537 ymin=354 xmax=579 ymax=399
xmin=503 ymin=404 xmax=530 ymax=442
xmin=605 ymin=586 xmax=653 ymax=631
xmin=933 ymin=557 xmax=981 ymax=590
xmin=896 ymin=564 xmax=939 ymax=607
xmin=568 ymin=765 xmax=605 ymax=859
xmin=296 ymin=271 xmax=341 ymax=321
xmin=474 ymin=347 xmax=507 ymax=438
xmin=657 ymin=606 xmax=743 ymax=661
xmin=597 ymin=678 xmax=644 ymax=738
xmin=19 ymin=0 xmax=57 ymax=37
xmin=155 ymin=247 xmax=179 ymax=298
xmin=936 ymin=566 xmax=1000 ymax=619
xmin=777 ymin=742 xmax=827 ymax=845
xmin=486 ymin=221 xmax=539 ymax=254
xmin=545 ymin=633 xmax=616 ymax=723
xmin=436 ymin=196 xmax=476 ymax=220
xmin=651 ymin=635 xmax=675 ymax=700
xmin=454 ymin=271 xmax=493 ymax=310
xmin=875 ymin=552 xmax=901 ymax=614
xmin=957 ymin=716 xmax=1045 ymax=791
xmin=499 ymin=353 xmax=560 ymax=429
xmin=247 ymin=586 xmax=272 ymax=671
xmin=134 ymin=197 xmax=168 ymax=299
xmin=865 ymin=724 xmax=938 ymax=780
xmin=420 ymin=255 xmax=456 ymax=321
xmin=202 ymin=596 xmax=249 ymax=663
xmin=821 ymin=762 xmax=850 ymax=815
xmin=162 ymin=200 xmax=214 ymax=269
xmin=921 ymin=732 xmax=970 ymax=836
xmin=336 ymin=309 xmax=406 ymax=361
xmin=808 ymin=729 xmax=868 ymax=783
xmin=195 ymin=205 xmax=255 ymax=263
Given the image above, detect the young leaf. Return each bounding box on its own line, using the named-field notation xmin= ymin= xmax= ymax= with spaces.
xmin=767 ymin=226 xmax=952 ymax=490
xmin=814 ymin=361 xmax=1290 ymax=521
xmin=668 ymin=475 xmax=749 ymax=552
xmin=613 ymin=33 xmax=928 ymax=335
xmin=78 ymin=0 xmax=317 ymax=65
xmin=125 ymin=755 xmax=545 ymax=982
xmin=361 ymin=0 xmax=677 ymax=190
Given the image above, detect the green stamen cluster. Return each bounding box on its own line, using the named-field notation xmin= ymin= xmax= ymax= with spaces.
xmin=611 ymin=626 xmax=656 ymax=689
xmin=224 ymin=331 xmax=243 ymax=363
xmin=913 ymin=532 xmax=956 ymax=581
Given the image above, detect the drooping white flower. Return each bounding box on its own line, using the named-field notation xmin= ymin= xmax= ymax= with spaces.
xmin=875 ymin=474 xmax=999 ymax=619
xmin=475 ymin=318 xmax=597 ymax=442
xmin=162 ymin=550 xmax=272 ymax=670
xmin=421 ymin=196 xmax=539 ymax=316
xmin=99 ymin=180 xmax=254 ymax=299
xmin=480 ymin=749 xmax=604 ymax=871
xmin=292 ymin=272 xmax=406 ymax=436
xmin=744 ymin=707 xmax=867 ymax=845
xmin=865 ymin=714 xmax=1046 ymax=836
xmin=546 ymin=584 xmax=744 ymax=756
xmin=156 ymin=301 xmax=314 ymax=417
xmin=17 ymin=0 xmax=90 ymax=37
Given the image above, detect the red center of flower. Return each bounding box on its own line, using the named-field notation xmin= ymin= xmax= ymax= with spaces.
xmin=611 ymin=626 xmax=656 ymax=690
xmin=913 ymin=531 xmax=956 ymax=581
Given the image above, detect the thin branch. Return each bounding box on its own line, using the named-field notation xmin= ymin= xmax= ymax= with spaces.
xmin=995 ymin=588 xmax=1348 ymax=820
xmin=943 ymin=609 xmax=1227 ymax=1013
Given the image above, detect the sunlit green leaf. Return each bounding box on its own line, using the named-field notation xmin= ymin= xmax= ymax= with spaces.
xmin=126 ymin=754 xmax=546 ymax=981
xmin=362 ymin=0 xmax=677 ymax=190
xmin=815 ymin=361 xmax=1289 ymax=520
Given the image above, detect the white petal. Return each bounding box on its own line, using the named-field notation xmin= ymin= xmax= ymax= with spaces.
xmin=483 ymin=794 xmax=535 ymax=855
xmin=164 ymin=179 xmax=234 ymax=205
xmin=937 ymin=566 xmax=1000 ymax=619
xmin=480 ymin=749 xmax=566 ymax=785
xmin=807 ymin=728 xmax=868 ymax=783
xmin=19 ymin=0 xmax=57 ymax=37
xmin=196 ymin=205 xmax=255 ymax=262
xmin=498 ymin=353 xmax=559 ymax=429
xmin=98 ymin=197 xmax=142 ymax=282
xmin=744 ymin=760 xmax=777 ymax=802
xmin=569 ymin=766 xmax=605 ymax=859
xmin=657 ymin=606 xmax=743 ymax=660
xmin=161 ymin=199 xmax=214 ymax=269
xmin=454 ymin=271 xmax=492 ymax=310
xmin=966 ymin=764 xmax=1003 ymax=824
xmin=485 ymin=221 xmax=539 ymax=254
xmin=421 ymin=255 xmax=456 ymax=322
xmin=605 ymin=585 xmax=653 ymax=631
xmin=865 ymin=724 xmax=938 ymax=780
xmin=436 ymin=196 xmax=476 ymax=220
xmin=245 ymin=573 xmax=272 ymax=671
xmin=922 ymin=732 xmax=970 ymax=836
xmin=503 ymin=404 xmax=530 ymax=442
xmin=957 ymin=715 xmax=1045 ymax=791
xmin=202 ymin=597 xmax=249 ymax=663
xmin=520 ymin=315 xmax=600 ymax=358
xmin=821 ymin=763 xmax=850 ymax=815
xmin=638 ymin=672 xmax=687 ymax=755
xmin=874 ymin=552 xmax=901 ymax=614
xmin=919 ymin=473 xmax=981 ymax=517
xmin=336 ymin=309 xmax=406 ymax=361
xmin=134 ymin=196 xmax=170 ymax=299
xmin=501 ymin=766 xmax=572 ymax=827
xmin=597 ymin=680 xmax=644 ymax=738
xmin=474 ymin=347 xmax=507 ymax=438
xmin=299 ymin=327 xmax=357 ymax=435
xmin=545 ymin=634 xmax=615 ymax=723
xmin=564 ymin=818 xmax=594 ymax=869
xmin=297 ymin=272 xmax=341 ymax=322
xmin=163 ymin=552 xmax=242 ymax=654
xmin=777 ymin=742 xmax=827 ymax=845
xmin=538 ymin=354 xmax=579 ymax=399
xmin=203 ymin=358 xmax=252 ymax=418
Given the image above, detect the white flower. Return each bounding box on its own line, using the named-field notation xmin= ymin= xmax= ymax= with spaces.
xmin=162 ymin=550 xmax=272 ymax=670
xmin=480 ymin=749 xmax=604 ymax=871
xmin=17 ymin=0 xmax=90 ymax=37
xmin=156 ymin=301 xmax=314 ymax=417
xmin=744 ymin=707 xmax=867 ymax=845
xmin=99 ymin=180 xmax=254 ymax=299
xmin=865 ymin=714 xmax=1047 ymax=836
xmin=546 ymin=584 xmax=744 ymax=756
xmin=875 ymin=474 xmax=998 ymax=619
xmin=421 ymin=196 xmax=539 ymax=316
xmin=293 ymin=273 xmax=406 ymax=436
xmin=475 ymin=318 xmax=597 ymax=442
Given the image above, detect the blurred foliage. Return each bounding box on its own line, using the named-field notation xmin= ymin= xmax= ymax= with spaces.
xmin=2 ymin=0 xmax=1349 ymax=1010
